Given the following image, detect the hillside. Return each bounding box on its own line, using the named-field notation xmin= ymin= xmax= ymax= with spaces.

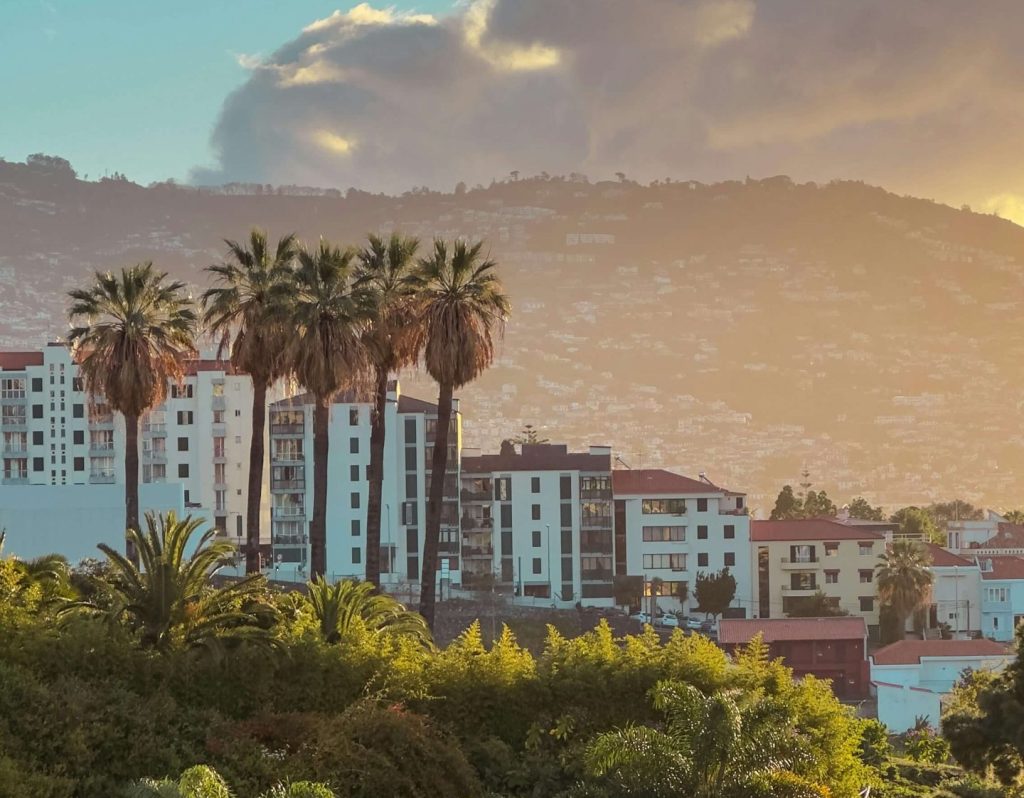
xmin=3 ymin=157 xmax=1024 ymax=511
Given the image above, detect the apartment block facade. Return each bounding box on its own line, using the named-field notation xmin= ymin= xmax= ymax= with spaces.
xmin=460 ymin=443 xmax=614 ymax=604
xmin=267 ymin=383 xmax=461 ymax=585
xmin=612 ymin=469 xmax=752 ymax=616
xmin=752 ymin=519 xmax=885 ymax=636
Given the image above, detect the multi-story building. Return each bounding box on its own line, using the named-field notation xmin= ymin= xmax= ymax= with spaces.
xmin=266 ymin=382 xmax=461 ymax=586
xmin=0 ymin=343 xmax=281 ymax=557
xmin=921 ymin=543 xmax=981 ymax=637
xmin=751 ymin=519 xmax=885 ymax=636
xmin=460 ymin=443 xmax=614 ymax=604
xmin=978 ymin=555 xmax=1024 ymax=641
xmin=612 ymin=468 xmax=752 ymax=616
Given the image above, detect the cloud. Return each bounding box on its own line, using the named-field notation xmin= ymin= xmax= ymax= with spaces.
xmin=193 ymin=0 xmax=1024 ymax=212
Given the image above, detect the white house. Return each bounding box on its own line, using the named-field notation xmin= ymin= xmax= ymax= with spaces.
xmin=922 ymin=543 xmax=981 ymax=637
xmin=871 ymin=639 xmax=1013 ymax=732
xmin=613 ymin=469 xmax=752 ymax=616
xmin=979 ymin=555 xmax=1024 ymax=641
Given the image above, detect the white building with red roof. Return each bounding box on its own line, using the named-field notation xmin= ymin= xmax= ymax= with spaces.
xmin=871 ymin=638 xmax=1013 ymax=731
xmin=920 ymin=543 xmax=980 ymax=637
xmin=612 ymin=468 xmax=751 ymax=616
xmin=978 ymin=555 xmax=1024 ymax=641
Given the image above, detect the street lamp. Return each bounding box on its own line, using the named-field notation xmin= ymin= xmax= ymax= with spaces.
xmin=546 ymin=523 xmax=552 ymax=603
xmin=384 ymin=502 xmax=392 ymax=583
xmin=954 ymin=564 xmax=959 ymax=638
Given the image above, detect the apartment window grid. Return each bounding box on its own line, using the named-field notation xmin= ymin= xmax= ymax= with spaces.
xmin=642 ymin=525 xmax=685 ymax=542
xmin=0 ymin=378 xmax=25 ymax=399
xmin=642 ymin=553 xmax=686 ymax=570
xmin=641 ymin=498 xmax=686 ymax=515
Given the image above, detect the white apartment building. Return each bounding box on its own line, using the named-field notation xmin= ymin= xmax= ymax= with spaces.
xmin=266 ymin=383 xmax=461 ymax=586
xmin=612 ymin=469 xmax=753 ymax=616
xmin=460 ymin=443 xmax=614 ymax=605
xmin=0 ymin=343 xmax=281 ymax=558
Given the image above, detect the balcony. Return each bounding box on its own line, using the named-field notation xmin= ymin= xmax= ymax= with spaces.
xmin=580 ymin=540 xmax=614 ymax=555
xmin=460 ymin=488 xmax=491 ymax=502
xmin=781 ymin=557 xmax=821 ymax=570
xmin=91 ymin=441 xmax=116 ymax=455
xmin=2 ymin=476 xmax=29 ymax=485
xmin=1 ymin=418 xmax=27 ymax=430
xmin=581 ymin=569 xmax=614 ymax=582
xmin=439 ymin=540 xmax=460 ymax=554
xmin=581 ymin=516 xmax=613 ymax=531
xmin=273 ymin=507 xmax=306 ymax=519
xmin=462 ymin=545 xmax=494 ymax=558
xmin=142 ymin=449 xmax=167 ymax=462
xmin=270 ymin=423 xmax=304 ymax=435
xmin=142 ymin=423 xmax=166 ymax=436
xmin=580 ymin=488 xmax=612 ymax=500
xmin=782 ymin=584 xmax=818 ymax=595
xmin=461 ymin=516 xmax=493 ymax=532
xmin=272 ymin=479 xmax=305 ymax=491
xmin=89 ymin=416 xmax=115 ymax=428
xmin=89 ymin=472 xmax=116 ymax=484
xmin=211 ymin=395 xmax=227 ymax=411
xmin=273 ymin=533 xmax=308 ymax=546
xmin=2 ymin=447 xmax=27 ymax=456
xmin=272 ymin=452 xmax=304 ymax=464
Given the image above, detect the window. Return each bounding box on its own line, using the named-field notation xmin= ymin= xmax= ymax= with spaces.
xmin=73 ymin=456 xmax=84 ymax=471
xmin=351 ymin=492 xmax=360 ymax=509
xmin=643 ymin=553 xmax=686 ymax=570
xmin=859 ymin=596 xmax=874 ymax=612
xmin=986 ymin=587 xmax=1009 ymax=603
xmin=0 ymin=378 xmax=25 ymax=398
xmin=642 ymin=498 xmax=686 ymax=514
xmin=214 ymin=463 xmax=226 ymax=483
xmin=532 ymin=530 xmax=541 ymax=547
xmin=859 ymin=569 xmax=873 ymax=583
xmin=348 ymin=407 xmax=359 ymax=425
xmin=212 ymin=410 xmax=225 ymax=424
xmin=580 ymin=556 xmax=612 ymax=579
xmin=724 ymin=552 xmax=735 ymax=567
xmin=215 ymin=490 xmax=226 ymax=512
xmin=350 ymin=464 xmax=359 ymax=481
xmin=642 ymin=526 xmax=685 ymax=542
xmin=858 ymin=542 xmax=873 ymax=555
xmin=560 ymin=503 xmax=572 ymax=527
xmin=352 ymin=547 xmax=362 ymax=565
xmin=825 ymin=570 xmax=839 ymax=584
xmin=697 ymin=552 xmax=708 ymax=567
xmin=789 ymin=544 xmax=816 ymax=564
xmin=531 ymin=504 xmax=541 ymax=521
xmin=211 ymin=382 xmax=225 ymax=397
xmin=531 ymin=476 xmax=541 ymax=493
xmin=735 ymin=496 xmax=744 ymax=509
xmin=38 ymin=431 xmax=49 ymax=445
xmin=32 ymin=456 xmax=43 ymax=472
xmin=697 ymin=498 xmax=708 ymax=512
xmin=532 ymin=557 xmax=542 ymax=574
xmin=407 ymin=556 xmax=419 ymax=580
xmin=402 ymin=501 xmax=417 ymax=525
xmin=404 ymin=417 xmax=417 ymax=441
xmin=790 ymin=572 xmax=816 ymax=590
xmin=351 ymin=519 xmax=360 ymax=537
xmin=273 ymin=439 xmax=303 ymax=460
xmin=72 ymin=376 xmax=83 ymax=391
xmin=33 ymin=377 xmax=46 ymax=393
xmin=3 ymin=458 xmax=27 ymax=480
xmin=824 ymin=542 xmax=839 ymax=557
xmin=170 ymin=384 xmax=193 ymax=399
xmin=212 ymin=437 xmax=226 ymax=458
xmin=724 ymin=524 xmax=735 ymax=539
xmin=176 ymin=411 xmax=193 ymax=425
xmin=2 ymin=432 xmax=26 ymax=453
xmin=495 ymin=477 xmax=512 ymax=501
xmin=1 ymin=406 xmax=26 ymax=426
xmin=560 ymin=475 xmax=572 ymax=500
xmin=32 ymin=404 xmax=43 ymax=419
xmin=350 ymin=437 xmax=359 ymax=454
xmin=177 ymin=436 xmax=188 ymax=452
xmin=407 ymin=528 xmax=419 ymax=552
xmin=500 ymin=504 xmax=512 ymax=527
xmin=90 ymin=456 xmax=114 ymax=478
xmin=697 ymin=525 xmax=708 ymax=539
xmin=178 ymin=464 xmax=189 ymax=478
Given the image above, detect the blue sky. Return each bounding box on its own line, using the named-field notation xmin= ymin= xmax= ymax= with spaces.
xmin=0 ymin=1 xmax=453 ymax=183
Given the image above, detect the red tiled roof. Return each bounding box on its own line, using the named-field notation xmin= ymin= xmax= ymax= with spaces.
xmin=980 ymin=555 xmax=1024 ymax=580
xmin=0 ymin=351 xmax=44 ymax=370
xmin=718 ymin=616 xmax=867 ymax=645
xmin=751 ymin=519 xmax=885 ymax=542
xmin=612 ymin=468 xmax=728 ymax=496
xmin=922 ymin=543 xmax=973 ymax=568
xmin=872 ymin=639 xmax=1011 ymax=665
xmin=463 ymin=443 xmax=611 ymax=474
xmin=978 ymin=523 xmax=1024 ymax=550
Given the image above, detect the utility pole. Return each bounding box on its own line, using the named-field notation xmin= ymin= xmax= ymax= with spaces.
xmin=546 ymin=523 xmax=552 ymax=602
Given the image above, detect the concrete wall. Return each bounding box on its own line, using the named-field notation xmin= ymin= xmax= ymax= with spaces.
xmin=875 ymin=683 xmax=942 ymax=733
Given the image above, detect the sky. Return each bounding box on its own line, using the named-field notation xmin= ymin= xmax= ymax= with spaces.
xmin=4 ymin=0 xmax=1024 ymax=223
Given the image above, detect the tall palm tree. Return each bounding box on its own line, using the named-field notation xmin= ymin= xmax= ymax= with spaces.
xmin=355 ymin=233 xmax=421 ymax=589
xmin=68 ymin=264 xmax=197 ymax=565
xmin=413 ymin=239 xmax=509 ymax=629
xmin=306 ymin=576 xmax=432 ymax=647
xmin=280 ymin=241 xmax=368 ymax=579
xmin=876 ymin=539 xmax=934 ymax=637
xmin=59 ymin=511 xmax=276 ymax=651
xmin=202 ymin=230 xmax=297 ymax=574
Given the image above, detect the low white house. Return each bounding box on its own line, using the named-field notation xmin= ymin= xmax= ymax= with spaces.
xmin=922 ymin=543 xmax=981 ymax=636
xmin=870 ymin=639 xmax=1013 ymax=732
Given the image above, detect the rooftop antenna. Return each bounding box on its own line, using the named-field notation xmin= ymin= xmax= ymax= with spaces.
xmin=614 ymin=456 xmax=631 ymax=470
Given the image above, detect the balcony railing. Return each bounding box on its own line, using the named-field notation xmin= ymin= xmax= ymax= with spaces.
xmin=142 ymin=423 xmax=166 ymax=435
xmin=273 ymin=507 xmax=306 ymax=518
xmin=581 ymin=569 xmax=614 ymax=581
xmin=90 ymin=441 xmax=115 ymax=453
xmin=1 ymin=417 xmax=27 ymax=427
xmin=580 ymin=488 xmax=612 ymax=499
xmin=782 ymin=584 xmax=818 ymax=594
xmin=2 ymin=476 xmax=29 ymax=485
xmin=270 ymin=423 xmax=304 ymax=435
xmin=460 ymin=488 xmax=491 ymax=502
xmin=89 ymin=416 xmax=115 ymax=426
xmin=211 ymin=395 xmax=227 ymax=411
xmin=272 ymin=452 xmax=304 ymax=463
xmin=90 ymin=472 xmax=116 ymax=484
xmin=272 ymin=479 xmax=305 ymax=491
xmin=2 ymin=447 xmax=28 ymax=456
xmin=461 ymin=516 xmax=493 ymax=532
xmin=439 ymin=540 xmax=461 ymax=554
xmin=580 ymin=541 xmax=614 ymax=555
xmin=273 ymin=534 xmax=308 ymax=546
xmin=462 ymin=545 xmax=494 ymax=558
xmin=581 ymin=516 xmax=613 ymax=531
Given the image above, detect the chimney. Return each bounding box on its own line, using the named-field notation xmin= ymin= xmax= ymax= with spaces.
xmin=589 ymin=445 xmax=612 ymax=456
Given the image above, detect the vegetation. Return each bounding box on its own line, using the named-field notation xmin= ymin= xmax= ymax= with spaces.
xmin=305 ymin=576 xmax=432 ymax=647
xmin=786 ymin=589 xmax=850 ymax=618
xmin=768 ymin=484 xmax=838 ymax=520
xmin=202 ymin=229 xmax=298 ymax=573
xmin=67 ymin=263 xmax=198 ymax=564
xmin=693 ymin=567 xmax=736 ymax=619
xmin=413 ymin=239 xmax=510 ymax=629
xmin=847 ymin=496 xmax=885 ymax=521
xmin=875 ymin=540 xmax=934 ymax=643
xmin=890 ymin=506 xmax=943 ymax=544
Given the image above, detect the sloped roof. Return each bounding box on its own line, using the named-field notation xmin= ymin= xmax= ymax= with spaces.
xmin=980 ymin=555 xmax=1024 ymax=580
xmin=978 ymin=523 xmax=1024 ymax=549
xmin=872 ymin=639 xmax=1011 ymax=665
xmin=751 ymin=519 xmax=885 ymax=542
xmin=612 ymin=468 xmax=729 ymax=496
xmin=0 ymin=351 xmax=44 ymax=370
xmin=922 ymin=542 xmax=974 ymax=568
xmin=718 ymin=616 xmax=867 ymax=645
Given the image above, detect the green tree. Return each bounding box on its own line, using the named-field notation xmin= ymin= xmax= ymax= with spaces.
xmin=281 ymin=241 xmax=368 ymax=578
xmin=858 ymin=718 xmax=892 ymax=767
xmin=785 ymin=590 xmax=849 ymax=618
xmin=890 ymin=506 xmax=943 ymax=544
xmin=769 ymin=485 xmax=803 ymax=520
xmin=584 ymin=680 xmax=828 ymax=798
xmin=202 ymin=229 xmax=298 ymax=574
xmin=68 ymin=264 xmax=197 ymax=564
xmin=613 ymin=575 xmax=643 ymax=610
xmin=694 ymin=568 xmax=736 ymax=620
xmin=306 ymin=576 xmax=432 ymax=647
xmin=847 ymin=497 xmax=885 ymax=521
xmin=802 ymin=490 xmax=837 ymax=518
xmin=943 ymin=666 xmax=1024 ymax=784
xmin=875 ymin=539 xmax=933 ymax=642
xmin=355 ymin=233 xmax=422 ymax=589
xmin=413 ymin=239 xmax=509 ymax=629
xmin=1003 ymin=509 xmax=1024 ymax=524
xmin=926 ymin=500 xmax=984 ymax=524
xmin=512 ymin=424 xmax=548 ymax=445
xmin=59 ymin=512 xmax=275 ymax=651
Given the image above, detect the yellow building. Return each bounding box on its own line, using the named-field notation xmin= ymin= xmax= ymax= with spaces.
xmin=751 ymin=519 xmax=885 ymax=637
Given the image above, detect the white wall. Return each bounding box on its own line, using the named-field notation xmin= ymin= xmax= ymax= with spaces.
xmin=931 ymin=566 xmax=982 ymax=635
xmin=875 ymin=683 xmax=942 ymax=733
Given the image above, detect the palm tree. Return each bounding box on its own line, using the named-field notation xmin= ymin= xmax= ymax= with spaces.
xmin=585 ymin=681 xmax=827 ymax=798
xmin=59 ymin=511 xmax=275 ymax=651
xmin=202 ymin=230 xmax=297 ymax=574
xmin=306 ymin=577 xmax=432 ymax=647
xmin=876 ymin=539 xmax=934 ymax=638
xmin=68 ymin=264 xmax=197 ymax=565
xmin=1003 ymin=509 xmax=1024 ymax=524
xmin=280 ymin=240 xmax=368 ymax=579
xmin=355 ymin=234 xmax=422 ymax=589
xmin=413 ymin=239 xmax=509 ymax=629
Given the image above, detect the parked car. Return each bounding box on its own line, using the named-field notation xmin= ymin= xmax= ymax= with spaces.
xmin=630 ymin=612 xmax=653 ymax=625
xmin=655 ymin=614 xmax=680 ymax=629
xmin=684 ymin=616 xmax=704 ymax=631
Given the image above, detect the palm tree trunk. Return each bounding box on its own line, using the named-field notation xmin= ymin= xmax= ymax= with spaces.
xmin=365 ymin=365 xmax=388 ymax=589
xmin=419 ymin=381 xmax=452 ymax=629
xmin=310 ymin=400 xmax=330 ymax=579
xmin=124 ymin=411 xmax=140 ymax=566
xmin=246 ymin=380 xmax=267 ymax=574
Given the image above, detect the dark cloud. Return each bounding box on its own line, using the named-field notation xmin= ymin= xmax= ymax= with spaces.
xmin=193 ymin=0 xmax=1024 ymax=218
